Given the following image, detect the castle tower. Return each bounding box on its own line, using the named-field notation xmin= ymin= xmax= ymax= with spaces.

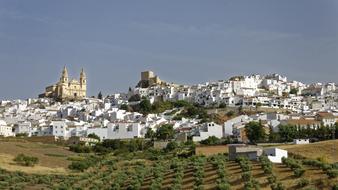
xmin=60 ymin=66 xmax=69 ymax=83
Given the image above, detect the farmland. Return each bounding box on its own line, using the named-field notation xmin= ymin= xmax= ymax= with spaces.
xmin=0 ymin=140 xmax=337 ymax=189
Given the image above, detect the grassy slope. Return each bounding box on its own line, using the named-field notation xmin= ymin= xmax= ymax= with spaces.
xmin=278 ymin=139 xmax=338 ymax=163
xmin=0 ymin=141 xmax=75 ymax=174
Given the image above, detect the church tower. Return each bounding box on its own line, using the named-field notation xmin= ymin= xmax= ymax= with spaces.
xmin=80 ymin=68 xmax=87 ymax=96
xmin=80 ymin=68 xmax=86 ymax=86
xmin=60 ymin=66 xmax=69 ymax=83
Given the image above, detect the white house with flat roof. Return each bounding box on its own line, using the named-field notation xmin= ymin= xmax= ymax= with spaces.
xmin=0 ymin=120 xmax=14 ymax=137
xmin=264 ymin=148 xmax=288 ymax=163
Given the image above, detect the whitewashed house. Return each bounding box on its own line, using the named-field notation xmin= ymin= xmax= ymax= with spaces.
xmin=50 ymin=120 xmax=70 ymax=138
xmin=264 ymin=148 xmax=288 ymax=163
xmin=0 ymin=120 xmax=14 ymax=137
xmin=192 ymin=122 xmax=223 ymax=142
xmin=107 ymin=122 xmax=145 ymax=139
xmin=87 ymin=127 xmax=108 ymax=140
xmin=14 ymin=121 xmax=32 ymax=136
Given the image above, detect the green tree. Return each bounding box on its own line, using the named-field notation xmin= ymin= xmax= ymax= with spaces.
xmin=139 ymin=98 xmax=152 ymax=114
xmin=245 ymin=121 xmax=266 ymax=144
xmin=290 ymin=88 xmax=298 ymax=95
xmin=87 ymin=133 xmax=100 ymax=141
xmin=145 ymin=128 xmax=155 ymax=139
xmin=200 ymin=136 xmax=221 ymax=145
xmin=156 ymin=124 xmax=175 ymax=140
xmin=278 ymin=124 xmax=298 ymax=142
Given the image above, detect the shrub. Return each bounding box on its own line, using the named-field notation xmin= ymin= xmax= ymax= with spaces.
xmin=217 ymin=183 xmax=230 ymax=190
xmin=294 ymin=168 xmax=305 ymax=177
xmin=200 ymin=136 xmax=221 ymax=145
xmin=327 ymin=170 xmax=338 ymax=178
xmin=271 ymin=182 xmax=285 ymax=190
xmin=14 ymin=154 xmax=39 ymax=167
xmin=332 ymin=184 xmax=338 ymax=190
xmin=297 ymin=178 xmax=309 ymax=188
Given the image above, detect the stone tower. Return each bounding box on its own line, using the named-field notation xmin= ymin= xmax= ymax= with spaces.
xmin=80 ymin=68 xmax=87 ymax=96
xmin=60 ymin=66 xmax=69 ymax=83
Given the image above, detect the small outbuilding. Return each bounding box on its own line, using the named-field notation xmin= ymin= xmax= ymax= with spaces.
xmin=228 ymin=144 xmax=263 ymax=161
xmin=293 ymin=139 xmax=310 ymax=145
xmin=264 ymin=148 xmax=288 ymax=163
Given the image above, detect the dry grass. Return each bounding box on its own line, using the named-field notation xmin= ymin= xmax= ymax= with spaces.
xmin=0 ymin=141 xmax=76 ymax=174
xmin=195 ymin=145 xmax=228 ymax=156
xmin=278 ymin=140 xmax=338 ymax=163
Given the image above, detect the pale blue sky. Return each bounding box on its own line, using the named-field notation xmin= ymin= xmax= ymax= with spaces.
xmin=0 ymin=0 xmax=337 ymax=99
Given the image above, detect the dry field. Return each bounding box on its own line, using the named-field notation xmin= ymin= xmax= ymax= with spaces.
xmin=278 ymin=140 xmax=338 ymax=163
xmin=195 ymin=145 xmax=229 ymax=156
xmin=0 ymin=140 xmax=75 ymax=174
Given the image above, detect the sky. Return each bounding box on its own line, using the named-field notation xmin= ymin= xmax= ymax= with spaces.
xmin=0 ymin=0 xmax=337 ymax=100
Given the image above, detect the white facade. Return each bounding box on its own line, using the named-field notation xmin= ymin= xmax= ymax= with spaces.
xmin=50 ymin=120 xmax=70 ymax=138
xmin=293 ymin=139 xmax=310 ymax=145
xmin=107 ymin=122 xmax=145 ymax=139
xmin=0 ymin=120 xmax=14 ymax=137
xmin=14 ymin=122 xmax=32 ymax=136
xmin=87 ymin=127 xmax=108 ymax=140
xmin=264 ymin=148 xmax=288 ymax=163
xmin=193 ymin=122 xmax=223 ymax=142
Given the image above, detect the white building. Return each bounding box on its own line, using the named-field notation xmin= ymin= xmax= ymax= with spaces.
xmin=107 ymin=122 xmax=145 ymax=139
xmin=192 ymin=122 xmax=223 ymax=142
xmin=50 ymin=120 xmax=70 ymax=138
xmin=264 ymin=148 xmax=288 ymax=163
xmin=0 ymin=120 xmax=14 ymax=137
xmin=293 ymin=139 xmax=310 ymax=145
xmin=14 ymin=122 xmax=32 ymax=136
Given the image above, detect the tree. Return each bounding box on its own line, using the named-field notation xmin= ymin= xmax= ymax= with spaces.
xmin=200 ymin=136 xmax=221 ymax=145
xmin=156 ymin=124 xmax=175 ymax=140
xmin=139 ymin=98 xmax=152 ymax=114
xmin=87 ymin=133 xmax=100 ymax=141
xmin=290 ymin=88 xmax=298 ymax=95
xmin=219 ymin=103 xmax=227 ymax=109
xmin=278 ymin=124 xmax=298 ymax=142
xmin=145 ymin=128 xmax=155 ymax=139
xmin=245 ymin=121 xmax=266 ymax=144
xmin=97 ymin=91 xmax=103 ymax=100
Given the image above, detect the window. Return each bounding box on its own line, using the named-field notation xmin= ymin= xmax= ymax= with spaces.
xmin=127 ymin=125 xmax=133 ymax=132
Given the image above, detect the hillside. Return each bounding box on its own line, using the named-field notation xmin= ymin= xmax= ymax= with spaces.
xmin=0 ymin=140 xmax=75 ymax=174
xmin=279 ymin=140 xmax=338 ymax=163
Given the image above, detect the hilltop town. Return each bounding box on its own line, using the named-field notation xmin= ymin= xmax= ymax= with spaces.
xmin=0 ymin=68 xmax=337 ymax=190
xmin=0 ymin=68 xmax=337 ymax=143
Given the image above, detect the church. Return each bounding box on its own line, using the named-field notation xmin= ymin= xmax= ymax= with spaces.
xmin=39 ymin=67 xmax=87 ymax=101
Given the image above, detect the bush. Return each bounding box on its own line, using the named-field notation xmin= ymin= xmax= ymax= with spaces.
xmin=14 ymin=154 xmax=39 ymax=167
xmin=200 ymin=136 xmax=221 ymax=145
xmin=332 ymin=184 xmax=338 ymax=190
xmin=271 ymin=182 xmax=285 ymax=190
xmin=327 ymin=170 xmax=338 ymax=178
xmin=165 ymin=141 xmax=179 ymax=152
xmin=69 ymin=145 xmax=91 ymax=153
xmin=297 ymin=178 xmax=309 ymax=188
xmin=217 ymin=183 xmax=230 ymax=190
xmin=294 ymin=168 xmax=305 ymax=177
